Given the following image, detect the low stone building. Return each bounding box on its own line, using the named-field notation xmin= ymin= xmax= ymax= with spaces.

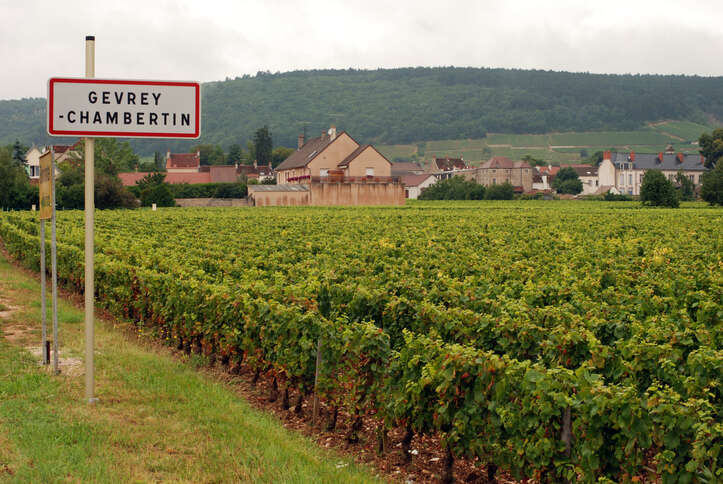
xmin=467 ymin=156 xmax=533 ymax=192
xmin=401 ymin=174 xmax=437 ymax=199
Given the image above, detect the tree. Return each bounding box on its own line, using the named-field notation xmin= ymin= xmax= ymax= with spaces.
xmin=521 ymin=154 xmax=546 ymax=167
xmin=0 ymin=144 xmax=36 ymax=209
xmin=153 ymin=151 xmax=165 ymax=171
xmin=141 ymin=184 xmax=175 ymax=207
xmin=698 ymin=128 xmax=723 ymax=169
xmin=674 ymin=171 xmax=695 ymax=201
xmin=418 ymin=176 xmax=485 ymax=200
xmin=227 ymin=144 xmax=244 ymax=164
xmin=191 ymin=144 xmax=226 ymax=165
xmin=700 ymin=160 xmax=723 ymax=205
xmin=484 ymin=182 xmax=514 ymax=200
xmin=12 ymin=140 xmax=27 ymax=167
xmin=640 ymin=170 xmax=679 ymax=207
xmin=552 ymin=167 xmax=583 ymax=195
xmin=271 ymin=146 xmax=294 ymax=167
xmin=253 ymin=126 xmax=273 ymax=166
xmin=588 ymin=151 xmax=604 ymax=166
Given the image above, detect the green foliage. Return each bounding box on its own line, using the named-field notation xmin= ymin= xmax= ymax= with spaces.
xmin=140 ymin=184 xmax=175 ymax=207
xmin=164 ymin=182 xmax=248 ymax=199
xmin=12 ymin=140 xmax=27 ymax=166
xmin=95 ymin=174 xmax=137 ymax=209
xmin=698 ymin=128 xmax=723 ymax=169
xmin=212 ymin=183 xmax=247 ymax=198
xmin=553 ymin=167 xmax=583 ymax=195
xmin=700 ymin=160 xmax=723 ymax=205
xmin=484 ymin=182 xmax=515 ymax=200
xmin=603 ymin=192 xmax=633 ymax=201
xmin=417 ymin=176 xmax=485 ymax=200
xmin=272 ymin=146 xmax=295 ymax=168
xmin=675 ymin=171 xmax=696 ymax=201
xmin=191 ymin=144 xmax=226 ymax=165
xmin=0 ymin=202 xmax=721 ymax=482
xmin=253 ymin=126 xmax=273 ymax=166
xmin=0 ymin=145 xmax=36 ymax=209
xmin=227 ymin=143 xmax=243 ymax=164
xmin=640 ymin=170 xmax=679 ymax=208
xmin=4 ymin=68 xmax=723 ymax=156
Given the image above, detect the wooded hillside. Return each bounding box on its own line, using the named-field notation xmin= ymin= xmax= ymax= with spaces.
xmin=2 ymin=67 xmax=722 ymax=155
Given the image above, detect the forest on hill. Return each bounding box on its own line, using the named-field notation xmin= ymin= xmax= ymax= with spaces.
xmin=1 ymin=67 xmax=722 ymax=155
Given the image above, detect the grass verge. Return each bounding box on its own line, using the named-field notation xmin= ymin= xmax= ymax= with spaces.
xmin=0 ymin=253 xmax=381 ymax=483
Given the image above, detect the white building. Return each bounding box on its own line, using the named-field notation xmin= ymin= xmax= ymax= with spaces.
xmin=599 ymin=150 xmax=709 ymax=196
xmin=401 ymin=174 xmax=437 ymax=199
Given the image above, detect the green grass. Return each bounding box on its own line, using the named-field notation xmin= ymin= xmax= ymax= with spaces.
xmin=650 ymin=120 xmax=716 ymax=142
xmin=0 ymin=254 xmax=381 ymax=484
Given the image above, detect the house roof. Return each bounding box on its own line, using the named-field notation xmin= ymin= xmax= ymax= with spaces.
xmin=401 ymin=174 xmax=436 ymax=187
xmin=337 ymin=144 xmax=391 ymax=168
xmin=51 ymin=141 xmax=81 ymax=154
xmin=434 ymin=156 xmax=467 ymax=171
xmin=610 ymin=152 xmax=707 ymax=171
xmin=538 ymin=165 xmax=560 ymax=176
xmin=118 ymin=171 xmax=212 ymax=186
xmin=479 ymin=157 xmax=531 ymax=169
xmin=167 ymin=152 xmax=200 ymax=169
xmin=276 ymin=132 xmax=353 ymax=171
xmin=568 ymin=164 xmax=598 ymax=177
xmin=210 ymin=165 xmax=238 ymax=183
xmin=391 ymin=161 xmax=423 ymax=176
xmin=248 ymin=184 xmax=309 ymax=192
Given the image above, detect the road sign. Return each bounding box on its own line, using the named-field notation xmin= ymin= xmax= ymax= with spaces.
xmin=38 ymin=150 xmax=53 ymax=220
xmin=47 ymin=78 xmax=201 ymax=138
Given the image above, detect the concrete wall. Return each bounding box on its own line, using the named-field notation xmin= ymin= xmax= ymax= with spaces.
xmin=249 ymin=191 xmax=309 ymax=207
xmin=343 ymin=147 xmax=392 ymax=177
xmin=310 ymin=181 xmax=404 ymax=206
xmin=175 ymin=198 xmax=250 ymax=207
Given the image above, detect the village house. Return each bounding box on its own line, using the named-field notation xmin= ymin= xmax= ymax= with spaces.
xmin=569 ymin=164 xmax=599 ymax=195
xmin=599 ymin=150 xmax=709 ymax=196
xmin=427 ymin=156 xmax=470 ymax=180
xmin=391 ymin=161 xmax=424 ymax=177
xmin=25 ymin=143 xmax=80 ymax=184
xmin=401 ymin=174 xmax=437 ymax=199
xmin=250 ymin=126 xmax=403 ymax=206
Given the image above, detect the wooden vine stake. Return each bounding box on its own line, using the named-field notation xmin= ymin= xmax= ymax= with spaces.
xmin=312 ymin=338 xmax=323 ymax=426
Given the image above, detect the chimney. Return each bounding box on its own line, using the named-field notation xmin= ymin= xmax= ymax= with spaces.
xmin=657 ymin=152 xmax=663 ymax=163
xmin=700 ymin=154 xmax=705 ymax=164
xmin=629 ymin=151 xmax=635 ymax=162
xmin=676 ymin=152 xmax=684 ymax=164
xmin=253 ymin=159 xmax=258 ymax=169
xmin=329 ymin=124 xmax=337 ymax=140
xmin=298 ymin=134 xmax=304 ymax=149
xmin=603 ymin=150 xmax=611 ymax=161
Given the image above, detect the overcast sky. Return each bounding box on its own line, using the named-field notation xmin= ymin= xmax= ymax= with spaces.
xmin=2 ymin=0 xmax=722 ymax=100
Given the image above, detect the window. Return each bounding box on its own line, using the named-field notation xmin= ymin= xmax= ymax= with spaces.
xmin=629 ymin=174 xmax=632 ymax=185
xmin=365 ymin=168 xmax=374 ymax=176
xmin=689 ymin=174 xmax=694 ymax=182
xmin=619 ymin=174 xmax=624 ymax=185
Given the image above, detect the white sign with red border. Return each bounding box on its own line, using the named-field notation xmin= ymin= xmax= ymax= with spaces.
xmin=47 ymin=78 xmax=201 ymax=138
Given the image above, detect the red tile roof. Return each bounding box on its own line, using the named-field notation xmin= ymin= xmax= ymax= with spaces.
xmin=401 ymin=174 xmax=436 ymax=187
xmin=118 ymin=172 xmax=212 ymax=186
xmin=166 ymin=152 xmax=200 ymax=170
xmin=479 ymin=157 xmax=531 ymax=169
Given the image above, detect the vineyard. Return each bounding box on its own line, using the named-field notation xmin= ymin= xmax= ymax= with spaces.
xmin=0 ymin=201 xmax=720 ymax=483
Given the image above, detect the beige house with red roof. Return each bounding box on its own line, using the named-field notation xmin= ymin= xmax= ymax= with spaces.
xmin=253 ymin=125 xmax=403 ymax=206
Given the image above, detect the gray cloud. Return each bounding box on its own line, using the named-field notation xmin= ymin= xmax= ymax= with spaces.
xmin=1 ymin=0 xmax=721 ymax=100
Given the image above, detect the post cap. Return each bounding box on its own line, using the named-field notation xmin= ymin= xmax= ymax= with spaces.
xmin=85 ymin=35 xmax=95 ymax=41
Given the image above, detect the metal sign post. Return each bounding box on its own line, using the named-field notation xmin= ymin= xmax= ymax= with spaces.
xmin=84 ymin=35 xmax=97 ymax=404
xmin=38 ymin=149 xmax=53 ymax=365
xmin=51 ymin=150 xmax=59 ymax=375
